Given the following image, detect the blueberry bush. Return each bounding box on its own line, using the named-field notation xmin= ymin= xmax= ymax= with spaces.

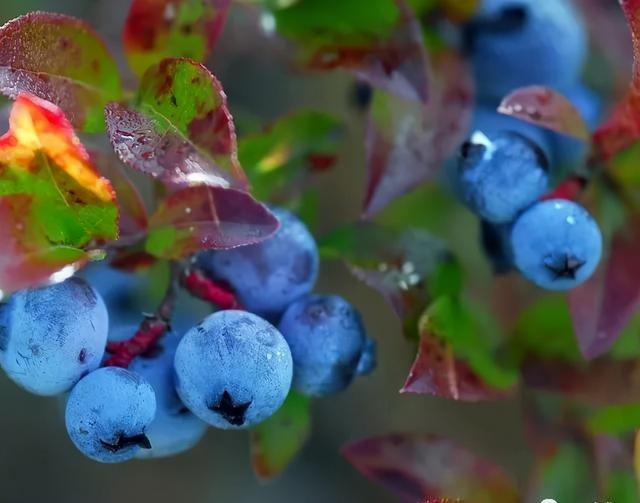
xmin=1 ymin=0 xmax=640 ymax=501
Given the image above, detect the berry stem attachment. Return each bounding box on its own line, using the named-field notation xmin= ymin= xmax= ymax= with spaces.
xmin=180 ymin=268 xmax=242 ymax=310
xmin=104 ymin=261 xmax=181 ymax=368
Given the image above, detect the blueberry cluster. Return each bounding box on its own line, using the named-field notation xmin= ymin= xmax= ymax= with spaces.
xmin=0 ymin=207 xmax=375 ymax=463
xmin=457 ymin=0 xmax=603 ymax=290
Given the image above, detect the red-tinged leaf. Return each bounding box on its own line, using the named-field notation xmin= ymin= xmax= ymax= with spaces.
xmin=0 ymin=93 xmax=118 ymax=246
xmin=362 ymin=52 xmax=473 ymax=216
xmin=593 ymin=0 xmax=640 ymax=159
xmin=274 ymin=0 xmax=430 ymax=103
xmin=0 ymin=12 xmax=122 ymax=133
xmin=0 ymin=194 xmax=87 ymax=295
xmin=145 ymin=185 xmax=279 ymax=258
xmin=123 ymin=0 xmax=231 ymax=78
xmin=91 ymin=151 xmax=148 ymax=240
xmin=342 ymin=434 xmax=519 ymax=503
xmin=106 ymin=57 xmax=245 ymax=190
xmin=540 ymin=176 xmax=587 ymax=201
xmin=568 ymin=222 xmax=640 ymax=359
xmin=250 ymin=391 xmax=311 ymax=480
xmin=498 ymin=86 xmax=590 ymax=141
xmin=401 ymin=296 xmax=517 ymax=401
xmin=522 ymin=358 xmax=640 ymax=405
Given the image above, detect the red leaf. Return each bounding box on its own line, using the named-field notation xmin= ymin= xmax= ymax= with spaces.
xmin=0 ymin=194 xmax=87 ymax=295
xmin=362 ymin=52 xmax=473 ymax=216
xmin=342 ymin=434 xmax=519 ymax=503
xmin=146 ymin=185 xmax=279 ymax=258
xmin=91 ymin=151 xmax=148 ymax=239
xmin=0 ymin=12 xmax=122 ymax=133
xmin=568 ymin=222 xmax=640 ymax=359
xmin=498 ymin=85 xmax=590 ymax=141
xmin=593 ymin=0 xmax=640 ymax=159
xmin=123 ymin=0 xmax=231 ymax=78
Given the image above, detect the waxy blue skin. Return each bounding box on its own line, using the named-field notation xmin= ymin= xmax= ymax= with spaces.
xmin=65 ymin=367 xmax=156 ymax=463
xmin=278 ymin=295 xmax=369 ymax=397
xmin=511 ymin=199 xmax=602 ymax=290
xmin=131 ymin=334 xmax=207 ymax=459
xmin=0 ymin=278 xmax=109 ymax=396
xmin=459 ymin=131 xmax=549 ymax=223
xmin=174 ymin=310 xmax=293 ymax=429
xmin=467 ymin=0 xmax=587 ymax=101
xmin=197 ymin=207 xmax=319 ymax=319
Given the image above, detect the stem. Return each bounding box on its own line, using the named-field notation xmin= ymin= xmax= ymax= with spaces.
xmin=180 ymin=268 xmax=242 ymax=310
xmin=104 ymin=261 xmax=181 ymax=368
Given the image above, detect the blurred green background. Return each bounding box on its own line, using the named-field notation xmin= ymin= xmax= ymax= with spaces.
xmin=0 ymin=1 xmax=529 ymax=501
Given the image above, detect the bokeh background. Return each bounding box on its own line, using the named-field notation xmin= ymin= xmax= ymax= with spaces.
xmin=0 ymin=1 xmax=545 ymax=501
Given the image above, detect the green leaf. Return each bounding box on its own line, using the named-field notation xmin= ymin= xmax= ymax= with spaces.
xmin=588 ymin=404 xmax=640 ymax=434
xmin=0 ymin=12 xmax=122 ymax=132
xmin=238 ymin=111 xmax=344 ymax=200
xmin=250 ymin=391 xmax=311 ymax=480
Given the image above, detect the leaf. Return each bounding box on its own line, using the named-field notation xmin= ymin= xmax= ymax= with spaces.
xmin=0 ymin=12 xmax=122 ymax=133
xmin=362 ymin=51 xmax=473 ymax=216
xmin=595 ymin=436 xmax=639 ymax=503
xmin=250 ymin=391 xmax=311 ymax=480
xmin=0 ymin=194 xmax=87 ymax=295
xmin=568 ymin=221 xmax=640 ymax=360
xmin=271 ymin=0 xmax=430 ymax=102
xmin=635 ymin=430 xmax=640 ymax=489
xmin=91 ymin=151 xmax=148 ymax=239
xmin=238 ymin=111 xmax=344 ymax=200
xmin=593 ymin=0 xmax=640 ymax=159
xmin=146 ymin=185 xmax=279 ymax=258
xmin=342 ymin=434 xmax=519 ymax=503
xmin=401 ymin=296 xmax=518 ymax=400
xmin=0 ymin=93 xmax=118 ymax=246
xmin=588 ymin=404 xmax=640 ymax=435
xmin=319 ymin=222 xmax=456 ymax=333
xmin=106 ymin=57 xmax=246 ymax=190
xmin=123 ymin=0 xmax=231 ymax=78
xmin=497 ymin=86 xmax=590 ymax=141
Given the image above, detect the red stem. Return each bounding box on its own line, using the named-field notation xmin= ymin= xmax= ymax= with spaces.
xmin=104 ymin=261 xmax=180 ymax=368
xmin=180 ymin=268 xmax=242 ymax=310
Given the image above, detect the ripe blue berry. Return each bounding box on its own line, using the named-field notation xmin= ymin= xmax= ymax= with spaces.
xmin=511 ymin=199 xmax=602 ymax=290
xmin=197 ymin=207 xmax=319 ymax=318
xmin=278 ymin=295 xmax=369 ymax=397
xmin=466 ymin=0 xmax=587 ymax=101
xmin=0 ymin=278 xmax=109 ymax=396
xmin=356 ymin=337 xmax=377 ymax=377
xmin=65 ymin=367 xmax=156 ymax=463
xmin=130 ymin=334 xmax=207 ymax=459
xmin=458 ymin=131 xmax=549 ymax=223
xmin=174 ymin=310 xmax=293 ymax=429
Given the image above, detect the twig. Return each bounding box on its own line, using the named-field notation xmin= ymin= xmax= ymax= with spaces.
xmin=180 ymin=267 xmax=242 ymax=310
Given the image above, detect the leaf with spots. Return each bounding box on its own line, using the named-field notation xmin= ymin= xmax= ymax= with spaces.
xmin=363 ymin=52 xmax=473 ymax=216
xmin=106 ymin=57 xmax=245 ymax=190
xmin=342 ymin=434 xmax=519 ymax=503
xmin=0 ymin=194 xmax=87 ymax=295
xmin=123 ymin=0 xmax=231 ymax=78
xmin=0 ymin=12 xmax=122 ymax=133
xmin=401 ymin=296 xmax=518 ymax=400
xmin=238 ymin=111 xmax=344 ymax=200
xmin=250 ymin=391 xmax=311 ymax=480
xmin=319 ymin=222 xmax=457 ymax=336
xmin=0 ymin=93 xmax=118 ymax=247
xmin=593 ymin=0 xmax=640 ymax=159
xmin=145 ymin=185 xmax=279 ymax=259
xmin=498 ymin=85 xmax=590 ymax=141
xmin=568 ymin=221 xmax=640 ymax=360
xmin=267 ymin=0 xmax=430 ymax=103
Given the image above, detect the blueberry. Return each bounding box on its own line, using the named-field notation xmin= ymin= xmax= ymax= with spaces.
xmin=0 ymin=278 xmax=109 ymax=396
xmin=65 ymin=367 xmax=156 ymax=463
xmin=278 ymin=295 xmax=369 ymax=396
xmin=466 ymin=0 xmax=587 ymax=101
xmin=458 ymin=131 xmax=549 ymax=223
xmin=197 ymin=207 xmax=319 ymax=319
xmin=480 ymin=220 xmax=514 ymax=274
xmin=511 ymin=199 xmax=602 ymax=290
xmin=356 ymin=337 xmax=377 ymax=377
xmin=130 ymin=334 xmax=207 ymax=459
xmin=173 ymin=310 xmax=293 ymax=429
